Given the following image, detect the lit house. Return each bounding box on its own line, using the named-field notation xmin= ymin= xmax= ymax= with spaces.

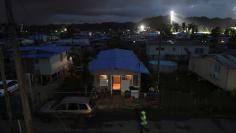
xmin=146 ymin=40 xmax=209 ymax=61
xmin=89 ymin=48 xmax=149 ymax=96
xmin=20 ymin=45 xmax=71 ymax=84
xmin=189 ymin=54 xmax=236 ymax=91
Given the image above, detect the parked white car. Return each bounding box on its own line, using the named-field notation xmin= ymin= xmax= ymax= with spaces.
xmin=0 ymin=80 xmax=18 ymax=97
xmin=39 ymin=97 xmax=96 ymax=120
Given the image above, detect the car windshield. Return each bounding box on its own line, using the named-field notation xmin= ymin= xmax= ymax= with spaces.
xmin=7 ymin=81 xmax=17 ymax=86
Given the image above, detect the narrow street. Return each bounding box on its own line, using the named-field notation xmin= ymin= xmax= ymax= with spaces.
xmin=1 ymin=111 xmax=236 ymax=133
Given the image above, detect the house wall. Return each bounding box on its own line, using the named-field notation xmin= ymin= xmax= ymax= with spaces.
xmin=147 ymin=44 xmax=209 ymax=60
xmin=189 ymin=57 xmax=230 ymax=90
xmin=50 ymin=52 xmax=68 ymax=75
xmin=226 ymin=69 xmax=236 ymax=91
xmin=35 ymin=58 xmax=51 ymax=75
xmin=35 ymin=51 xmax=69 ymax=75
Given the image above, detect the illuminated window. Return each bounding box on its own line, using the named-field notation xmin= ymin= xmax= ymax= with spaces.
xmin=112 ymin=75 xmax=121 ymax=90
xmin=99 ymin=75 xmax=108 ymax=80
xmin=99 ymin=75 xmax=108 ymax=86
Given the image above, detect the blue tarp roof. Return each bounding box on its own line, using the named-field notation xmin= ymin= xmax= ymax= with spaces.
xmin=20 ymin=45 xmax=70 ymax=59
xmin=89 ymin=48 xmax=149 ymax=74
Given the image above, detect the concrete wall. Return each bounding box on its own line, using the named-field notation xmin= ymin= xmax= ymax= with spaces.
xmin=189 ymin=57 xmax=233 ymax=91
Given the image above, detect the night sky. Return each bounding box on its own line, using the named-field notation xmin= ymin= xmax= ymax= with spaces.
xmin=1 ymin=0 xmax=236 ymax=24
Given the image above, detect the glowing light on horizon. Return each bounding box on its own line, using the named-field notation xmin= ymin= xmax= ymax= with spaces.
xmin=170 ymin=10 xmax=175 ymax=24
xmin=138 ymin=24 xmax=146 ymax=32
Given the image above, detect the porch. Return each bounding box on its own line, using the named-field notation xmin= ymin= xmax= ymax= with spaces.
xmin=95 ymin=73 xmax=141 ymax=97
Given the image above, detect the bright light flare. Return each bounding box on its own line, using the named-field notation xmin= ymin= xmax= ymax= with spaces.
xmin=139 ymin=24 xmax=146 ymax=32
xmin=170 ymin=10 xmax=175 ymax=24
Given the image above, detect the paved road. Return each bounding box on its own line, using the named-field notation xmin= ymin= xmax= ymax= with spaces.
xmin=1 ymin=111 xmax=236 ymax=133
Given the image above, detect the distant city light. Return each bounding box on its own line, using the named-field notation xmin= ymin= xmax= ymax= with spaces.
xmin=64 ymin=28 xmax=67 ymax=32
xmin=139 ymin=24 xmax=146 ymax=32
xmin=197 ymin=31 xmax=211 ymax=34
xmin=230 ymin=27 xmax=236 ymax=30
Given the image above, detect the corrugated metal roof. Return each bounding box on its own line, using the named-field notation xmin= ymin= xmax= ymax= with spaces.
xmin=89 ymin=48 xmax=149 ymax=74
xmin=213 ymin=54 xmax=236 ymax=69
xmin=20 ymin=45 xmax=70 ymax=59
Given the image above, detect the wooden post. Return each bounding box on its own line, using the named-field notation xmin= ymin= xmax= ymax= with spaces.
xmin=0 ymin=47 xmax=13 ymax=133
xmin=4 ymin=0 xmax=34 ymax=132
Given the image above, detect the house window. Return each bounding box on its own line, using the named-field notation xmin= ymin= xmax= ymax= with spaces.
xmin=133 ymin=75 xmax=139 ymax=86
xmin=99 ymin=75 xmax=108 ymax=86
xmin=122 ymin=75 xmax=133 ymax=85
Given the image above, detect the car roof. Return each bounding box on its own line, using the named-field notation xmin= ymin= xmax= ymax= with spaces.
xmin=0 ymin=80 xmax=17 ymax=84
xmin=60 ymin=97 xmax=90 ymax=104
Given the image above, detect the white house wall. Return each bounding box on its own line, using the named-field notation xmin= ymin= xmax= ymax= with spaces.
xmin=35 ymin=58 xmax=51 ymax=75
xmin=189 ymin=57 xmax=231 ymax=90
xmin=226 ymin=69 xmax=236 ymax=91
xmin=50 ymin=52 xmax=68 ymax=75
xmin=35 ymin=52 xmax=68 ymax=75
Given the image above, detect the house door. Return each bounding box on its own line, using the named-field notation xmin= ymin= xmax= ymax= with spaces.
xmin=112 ymin=75 xmax=121 ymax=94
xmin=121 ymin=75 xmax=131 ymax=94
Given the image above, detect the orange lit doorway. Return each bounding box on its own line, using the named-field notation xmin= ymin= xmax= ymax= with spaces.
xmin=112 ymin=75 xmax=121 ymax=91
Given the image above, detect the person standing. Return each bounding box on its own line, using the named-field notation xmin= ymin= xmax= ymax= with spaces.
xmin=139 ymin=110 xmax=149 ymax=133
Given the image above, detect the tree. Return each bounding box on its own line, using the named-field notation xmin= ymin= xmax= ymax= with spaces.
xmin=182 ymin=22 xmax=186 ymax=31
xmin=211 ymin=27 xmax=222 ymax=37
xmin=161 ymin=24 xmax=173 ymax=40
xmin=188 ymin=23 xmax=198 ymax=34
xmin=173 ymin=23 xmax=180 ymax=32
xmin=224 ymin=28 xmax=236 ymax=37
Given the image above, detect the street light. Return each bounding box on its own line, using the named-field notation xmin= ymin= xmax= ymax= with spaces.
xmin=139 ymin=24 xmax=146 ymax=32
xmin=170 ymin=10 xmax=175 ymax=25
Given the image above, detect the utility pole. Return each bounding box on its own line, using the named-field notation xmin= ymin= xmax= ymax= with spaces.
xmin=0 ymin=47 xmax=13 ymax=133
xmin=157 ymin=31 xmax=161 ymax=107
xmin=4 ymin=0 xmax=34 ymax=133
xmin=157 ymin=33 xmax=161 ymax=88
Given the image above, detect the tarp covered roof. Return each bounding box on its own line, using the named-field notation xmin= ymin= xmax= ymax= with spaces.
xmin=20 ymin=45 xmax=70 ymax=59
xmin=89 ymin=48 xmax=149 ymax=74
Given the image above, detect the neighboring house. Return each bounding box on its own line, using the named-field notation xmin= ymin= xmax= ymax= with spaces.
xmin=89 ymin=48 xmax=149 ymax=97
xmin=20 ymin=45 xmax=71 ymax=84
xmin=29 ymin=34 xmax=52 ymax=42
xmin=146 ymin=40 xmax=209 ymax=61
xmin=189 ymin=54 xmax=236 ymax=91
xmin=55 ymin=36 xmax=90 ymax=47
xmin=55 ymin=35 xmax=110 ymax=47
xmin=121 ymin=32 xmax=159 ymax=43
xmin=20 ymin=38 xmax=35 ymax=45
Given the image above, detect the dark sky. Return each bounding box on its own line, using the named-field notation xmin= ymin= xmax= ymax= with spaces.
xmin=1 ymin=0 xmax=236 ymax=24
